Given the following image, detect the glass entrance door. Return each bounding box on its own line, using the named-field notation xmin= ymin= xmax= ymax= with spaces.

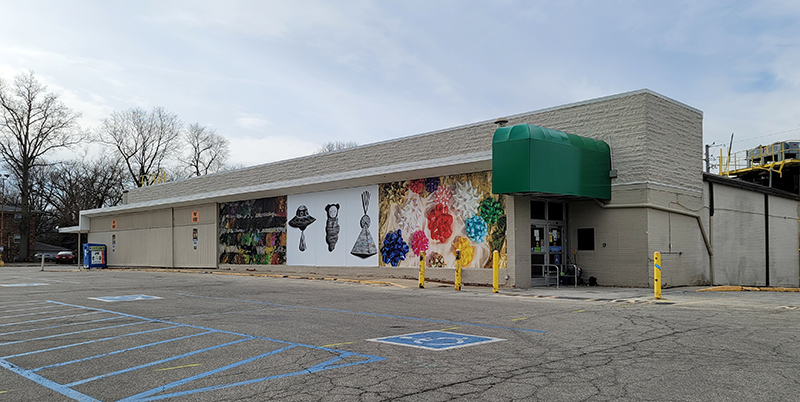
xmin=531 ymin=200 xmax=567 ymax=286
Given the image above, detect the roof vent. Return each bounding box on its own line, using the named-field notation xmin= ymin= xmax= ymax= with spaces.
xmin=494 ymin=118 xmax=509 ymax=127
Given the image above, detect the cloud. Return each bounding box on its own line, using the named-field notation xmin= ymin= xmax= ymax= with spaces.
xmin=228 ymin=135 xmax=318 ymax=167
xmin=234 ymin=113 xmax=272 ymax=131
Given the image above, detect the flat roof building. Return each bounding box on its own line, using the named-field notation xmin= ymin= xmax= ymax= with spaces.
xmin=68 ymin=89 xmax=799 ymax=288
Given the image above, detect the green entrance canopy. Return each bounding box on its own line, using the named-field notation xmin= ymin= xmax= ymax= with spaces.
xmin=492 ymin=124 xmax=611 ymax=199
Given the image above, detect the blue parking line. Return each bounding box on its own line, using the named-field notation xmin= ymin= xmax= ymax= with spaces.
xmin=136 ymin=351 xmax=385 ymax=401
xmin=47 ymin=300 xmax=313 ymax=345
xmin=0 ymin=300 xmax=47 ymax=306
xmin=3 ymin=325 xmax=180 ymax=359
xmin=1 ymin=304 xmax=61 ymax=313
xmin=0 ymin=311 xmax=102 ymax=327
xmin=33 ymin=330 xmax=216 ymax=372
xmin=118 ymin=344 xmax=297 ymax=401
xmin=0 ymin=320 xmax=148 ymax=347
xmin=0 ymin=359 xmax=100 ymax=402
xmin=0 ymin=316 xmax=122 ymax=337
xmin=0 ymin=308 xmax=82 ymax=320
xmin=3 ymin=300 xmax=386 ymax=401
xmin=66 ymin=337 xmax=254 ymax=387
xmin=176 ymin=293 xmax=547 ymax=334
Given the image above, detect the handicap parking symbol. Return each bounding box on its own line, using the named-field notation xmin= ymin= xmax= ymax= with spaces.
xmin=369 ymin=331 xmax=504 ymax=351
xmin=88 ymin=294 xmax=162 ymax=302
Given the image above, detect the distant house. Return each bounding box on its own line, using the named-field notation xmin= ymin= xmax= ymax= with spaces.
xmin=0 ymin=205 xmax=36 ymax=262
xmin=35 ymin=241 xmax=69 ymax=261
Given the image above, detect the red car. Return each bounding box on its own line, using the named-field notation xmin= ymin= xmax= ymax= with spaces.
xmin=55 ymin=251 xmax=76 ymax=264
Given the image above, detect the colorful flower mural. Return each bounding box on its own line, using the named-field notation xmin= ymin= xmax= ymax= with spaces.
xmin=219 ymin=196 xmax=287 ymax=265
xmin=378 ymin=171 xmax=507 ymax=268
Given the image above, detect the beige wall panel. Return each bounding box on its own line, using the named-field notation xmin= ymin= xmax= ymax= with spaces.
xmin=569 ymin=201 xmax=650 ymax=286
xmin=173 ymin=224 xmax=217 ymax=268
xmin=711 ymin=185 xmax=766 ymax=285
xmin=174 ymin=204 xmax=217 ymax=227
xmin=643 ymin=95 xmax=704 ymax=192
xmin=91 ymin=209 xmax=172 ymax=232
xmin=88 ymin=228 xmax=172 ymax=267
xmin=507 ymin=195 xmax=531 ymax=288
xmin=646 ymin=210 xmax=709 ymax=287
xmin=768 ymin=196 xmax=800 ymax=287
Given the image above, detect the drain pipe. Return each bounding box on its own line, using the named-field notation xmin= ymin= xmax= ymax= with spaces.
xmin=593 ymin=199 xmax=713 ymax=257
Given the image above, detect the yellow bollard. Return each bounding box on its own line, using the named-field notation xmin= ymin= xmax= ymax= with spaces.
xmin=455 ymin=250 xmax=462 ymax=291
xmin=419 ymin=251 xmax=426 ymax=289
xmin=492 ymin=250 xmax=499 ymax=293
xmin=654 ymin=251 xmax=662 ymax=300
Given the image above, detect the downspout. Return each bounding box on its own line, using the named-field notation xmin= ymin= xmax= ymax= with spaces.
xmin=764 ymin=194 xmax=770 ymax=287
xmin=593 ymin=199 xmax=713 ymax=257
xmin=708 ymin=182 xmax=715 ymax=284
xmin=171 ymin=207 xmax=175 ymax=269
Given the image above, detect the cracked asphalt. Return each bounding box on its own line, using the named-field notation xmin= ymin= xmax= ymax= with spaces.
xmin=1 ymin=265 xmax=799 ymax=401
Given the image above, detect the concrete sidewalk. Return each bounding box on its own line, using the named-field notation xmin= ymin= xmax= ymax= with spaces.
xmin=29 ymin=262 xmax=800 ymax=303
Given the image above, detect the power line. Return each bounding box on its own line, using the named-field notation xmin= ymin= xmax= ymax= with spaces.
xmin=735 ymin=126 xmax=800 ymax=145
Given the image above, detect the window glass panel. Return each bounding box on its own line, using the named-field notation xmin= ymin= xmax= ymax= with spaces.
xmin=548 ymin=203 xmax=563 ymax=221
xmin=530 ymin=201 xmax=545 ymax=220
xmin=577 ymin=228 xmax=595 ymax=251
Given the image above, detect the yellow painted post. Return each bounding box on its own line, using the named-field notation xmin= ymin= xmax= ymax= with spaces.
xmin=654 ymin=251 xmax=662 ymax=300
xmin=419 ymin=251 xmax=425 ymax=289
xmin=492 ymin=250 xmax=499 ymax=293
xmin=455 ymin=250 xmax=462 ymax=291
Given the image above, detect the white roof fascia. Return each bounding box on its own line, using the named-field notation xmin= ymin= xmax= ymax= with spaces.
xmin=58 ymin=225 xmax=84 ymax=234
xmin=81 ymin=151 xmax=492 ymax=218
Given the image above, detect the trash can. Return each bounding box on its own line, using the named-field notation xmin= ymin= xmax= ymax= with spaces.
xmin=82 ymin=243 xmax=107 ymax=268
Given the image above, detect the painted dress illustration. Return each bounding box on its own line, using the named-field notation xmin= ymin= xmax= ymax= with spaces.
xmin=351 ymin=191 xmax=378 ymax=258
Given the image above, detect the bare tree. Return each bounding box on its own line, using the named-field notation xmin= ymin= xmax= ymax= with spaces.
xmin=314 ymin=140 xmax=358 ymax=154
xmin=184 ymin=123 xmax=230 ymax=177
xmin=99 ymin=107 xmax=183 ymax=187
xmin=0 ymin=71 xmax=82 ymax=260
xmin=28 ymin=158 xmax=124 ymax=249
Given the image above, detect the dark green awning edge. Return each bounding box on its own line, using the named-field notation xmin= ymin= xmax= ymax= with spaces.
xmin=492 ymin=124 xmax=611 ymax=199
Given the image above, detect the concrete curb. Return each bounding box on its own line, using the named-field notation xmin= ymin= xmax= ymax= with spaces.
xmin=698 ymin=286 xmax=800 ymax=292
xmin=53 ymin=267 xmax=410 ymax=288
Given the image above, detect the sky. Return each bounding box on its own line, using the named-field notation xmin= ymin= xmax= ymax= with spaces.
xmin=1 ymin=0 xmax=799 ymax=168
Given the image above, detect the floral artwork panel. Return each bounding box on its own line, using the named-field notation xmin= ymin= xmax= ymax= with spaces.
xmin=378 ymin=171 xmax=507 ymax=268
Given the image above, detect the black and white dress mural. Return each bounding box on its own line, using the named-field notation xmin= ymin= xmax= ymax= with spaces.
xmin=287 ymin=185 xmax=379 ymax=266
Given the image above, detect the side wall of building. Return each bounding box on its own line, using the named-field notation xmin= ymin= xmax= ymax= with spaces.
xmin=173 ymin=204 xmax=217 ymax=268
xmin=87 ymin=204 xmax=218 ymax=268
xmin=708 ymin=181 xmax=799 ymax=287
xmin=768 ymin=195 xmax=800 ymax=286
xmin=88 ymin=209 xmax=173 ymax=267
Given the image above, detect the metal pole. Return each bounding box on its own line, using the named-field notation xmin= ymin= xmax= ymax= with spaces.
xmin=454 ymin=250 xmax=462 ymax=291
xmin=0 ymin=175 xmax=5 ymax=266
xmin=492 ymin=250 xmax=499 ymax=293
xmin=418 ymin=251 xmax=425 ymax=289
xmin=654 ymin=251 xmax=662 ymax=300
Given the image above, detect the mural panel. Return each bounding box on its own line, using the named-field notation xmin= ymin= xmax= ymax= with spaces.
xmin=378 ymin=171 xmax=506 ymax=268
xmin=218 ymin=196 xmax=287 ymax=265
xmin=287 ymin=185 xmax=379 ymax=266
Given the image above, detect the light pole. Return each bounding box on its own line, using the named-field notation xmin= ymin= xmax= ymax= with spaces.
xmin=0 ymin=174 xmax=9 ymax=266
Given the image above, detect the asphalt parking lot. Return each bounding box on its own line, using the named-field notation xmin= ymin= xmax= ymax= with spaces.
xmin=1 ymin=265 xmax=799 ymax=401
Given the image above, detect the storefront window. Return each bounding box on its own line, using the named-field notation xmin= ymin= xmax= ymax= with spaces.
xmin=530 ymin=201 xmax=545 ymax=220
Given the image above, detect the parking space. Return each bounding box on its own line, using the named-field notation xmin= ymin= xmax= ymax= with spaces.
xmin=0 ymin=300 xmax=383 ymax=401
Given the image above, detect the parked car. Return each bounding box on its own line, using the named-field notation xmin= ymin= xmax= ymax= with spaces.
xmin=55 ymin=251 xmax=76 ymax=264
xmin=34 ymin=252 xmax=57 ymax=262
